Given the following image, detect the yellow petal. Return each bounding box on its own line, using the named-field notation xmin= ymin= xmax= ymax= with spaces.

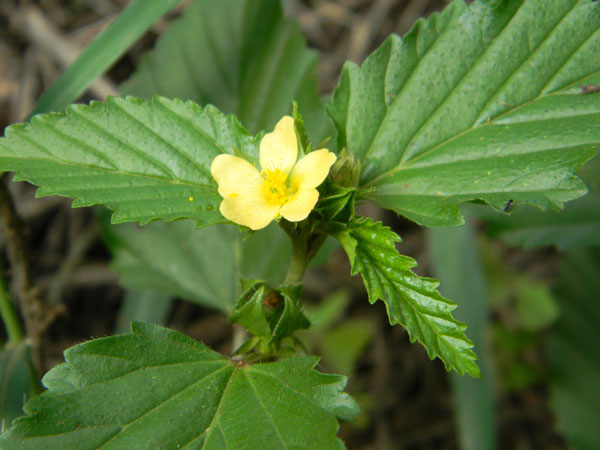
xmin=219 ymin=193 xmax=281 ymax=230
xmin=279 ymin=188 xmax=319 ymax=222
xmin=211 ymin=154 xmax=261 ymax=198
xmin=289 ymin=149 xmax=336 ymax=190
xmin=259 ymin=116 xmax=297 ymax=175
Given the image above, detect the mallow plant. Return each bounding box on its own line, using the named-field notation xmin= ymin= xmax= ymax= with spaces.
xmin=0 ymin=0 xmax=599 ymax=448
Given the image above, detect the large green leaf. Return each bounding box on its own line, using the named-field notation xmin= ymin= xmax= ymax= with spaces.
xmin=103 ymin=219 xmax=292 ymax=312
xmin=477 ymin=152 xmax=600 ymax=250
xmin=0 ymin=96 xmax=258 ymax=226
xmin=330 ymin=217 xmax=480 ymax=377
xmin=0 ymin=322 xmax=357 ymax=449
xmin=104 ymin=221 xmax=239 ymax=312
xmin=327 ymin=0 xmax=599 ymax=227
xmin=122 ymin=0 xmax=331 ymax=142
xmin=548 ymin=248 xmax=600 ymax=449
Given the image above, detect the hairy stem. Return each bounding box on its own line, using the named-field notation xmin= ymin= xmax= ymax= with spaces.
xmin=284 ymin=232 xmax=309 ymax=285
xmin=282 ymin=222 xmax=328 ymax=286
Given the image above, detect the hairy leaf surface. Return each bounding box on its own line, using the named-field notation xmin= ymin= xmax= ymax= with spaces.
xmin=122 ymin=0 xmax=330 ymax=141
xmin=328 ymin=0 xmax=599 ymax=226
xmin=0 ymin=323 xmax=357 ymax=449
xmin=331 ymin=217 xmax=480 ymax=376
xmin=0 ymin=97 xmax=257 ymax=226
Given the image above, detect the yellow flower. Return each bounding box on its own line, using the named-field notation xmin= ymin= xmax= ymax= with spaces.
xmin=211 ymin=116 xmax=336 ymax=230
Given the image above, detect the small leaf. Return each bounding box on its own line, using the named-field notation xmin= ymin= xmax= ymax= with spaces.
xmin=328 ymin=0 xmax=599 ymax=226
xmin=0 ymin=96 xmax=258 ymax=227
xmin=0 ymin=322 xmax=357 ymax=449
xmin=330 ymin=217 xmax=480 ymax=377
xmin=122 ymin=0 xmax=332 ymax=143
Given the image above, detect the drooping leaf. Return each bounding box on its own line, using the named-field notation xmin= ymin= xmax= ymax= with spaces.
xmin=330 ymin=217 xmax=480 ymax=377
xmin=122 ymin=0 xmax=332 ymax=143
xmin=0 ymin=96 xmax=258 ymax=226
xmin=327 ymin=0 xmax=599 ymax=227
xmin=477 ymin=152 xmax=600 ymax=250
xmin=548 ymin=248 xmax=600 ymax=449
xmin=0 ymin=322 xmax=358 ymax=449
xmin=103 ymin=220 xmax=240 ymax=312
xmin=103 ymin=216 xmax=293 ymax=312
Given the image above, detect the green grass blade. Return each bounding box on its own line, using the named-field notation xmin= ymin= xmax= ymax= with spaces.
xmin=32 ymin=0 xmax=183 ymax=115
xmin=428 ymin=224 xmax=496 ymax=450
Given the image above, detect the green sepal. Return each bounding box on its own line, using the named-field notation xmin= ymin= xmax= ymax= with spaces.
xmin=292 ymin=101 xmax=310 ymax=153
xmin=228 ymin=280 xmax=310 ymax=348
xmin=329 ymin=148 xmax=361 ymax=188
xmin=316 ymin=185 xmax=356 ymax=224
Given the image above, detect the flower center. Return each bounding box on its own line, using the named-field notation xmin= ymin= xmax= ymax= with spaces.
xmin=261 ymin=168 xmax=291 ymax=205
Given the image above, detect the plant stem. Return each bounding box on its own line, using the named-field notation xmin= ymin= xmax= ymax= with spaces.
xmin=0 ymin=262 xmax=24 ymax=343
xmin=282 ymin=223 xmax=329 ymax=286
xmin=0 ymin=174 xmax=45 ymax=369
xmin=284 ymin=229 xmax=309 ymax=285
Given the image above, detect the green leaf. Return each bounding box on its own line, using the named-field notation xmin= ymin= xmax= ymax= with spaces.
xmin=122 ymin=0 xmax=331 ymax=142
xmin=327 ymin=0 xmax=599 ymax=227
xmin=548 ymin=248 xmax=600 ymax=450
xmin=331 ymin=217 xmax=480 ymax=377
xmin=33 ymin=0 xmax=184 ymax=115
xmin=103 ymin=220 xmax=240 ymax=312
xmin=0 ymin=322 xmax=357 ymax=449
xmin=103 ymin=215 xmax=293 ymax=312
xmin=0 ymin=96 xmax=258 ymax=226
xmin=0 ymin=343 xmax=36 ymax=425
xmin=238 ymin=223 xmax=291 ymax=284
xmin=477 ymin=152 xmax=600 ymax=250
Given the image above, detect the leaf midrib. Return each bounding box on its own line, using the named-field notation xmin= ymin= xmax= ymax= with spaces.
xmin=365 ymin=2 xmax=599 ymax=187
xmin=1 ymin=152 xmax=216 ymax=191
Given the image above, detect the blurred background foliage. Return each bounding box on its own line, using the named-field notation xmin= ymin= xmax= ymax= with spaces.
xmin=0 ymin=0 xmax=598 ymax=449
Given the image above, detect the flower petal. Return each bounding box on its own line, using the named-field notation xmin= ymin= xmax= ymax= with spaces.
xmin=219 ymin=192 xmax=280 ymax=230
xmin=279 ymin=188 xmax=319 ymax=222
xmin=259 ymin=116 xmax=297 ymax=175
xmin=289 ymin=149 xmax=336 ymax=190
xmin=211 ymin=154 xmax=262 ymax=198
